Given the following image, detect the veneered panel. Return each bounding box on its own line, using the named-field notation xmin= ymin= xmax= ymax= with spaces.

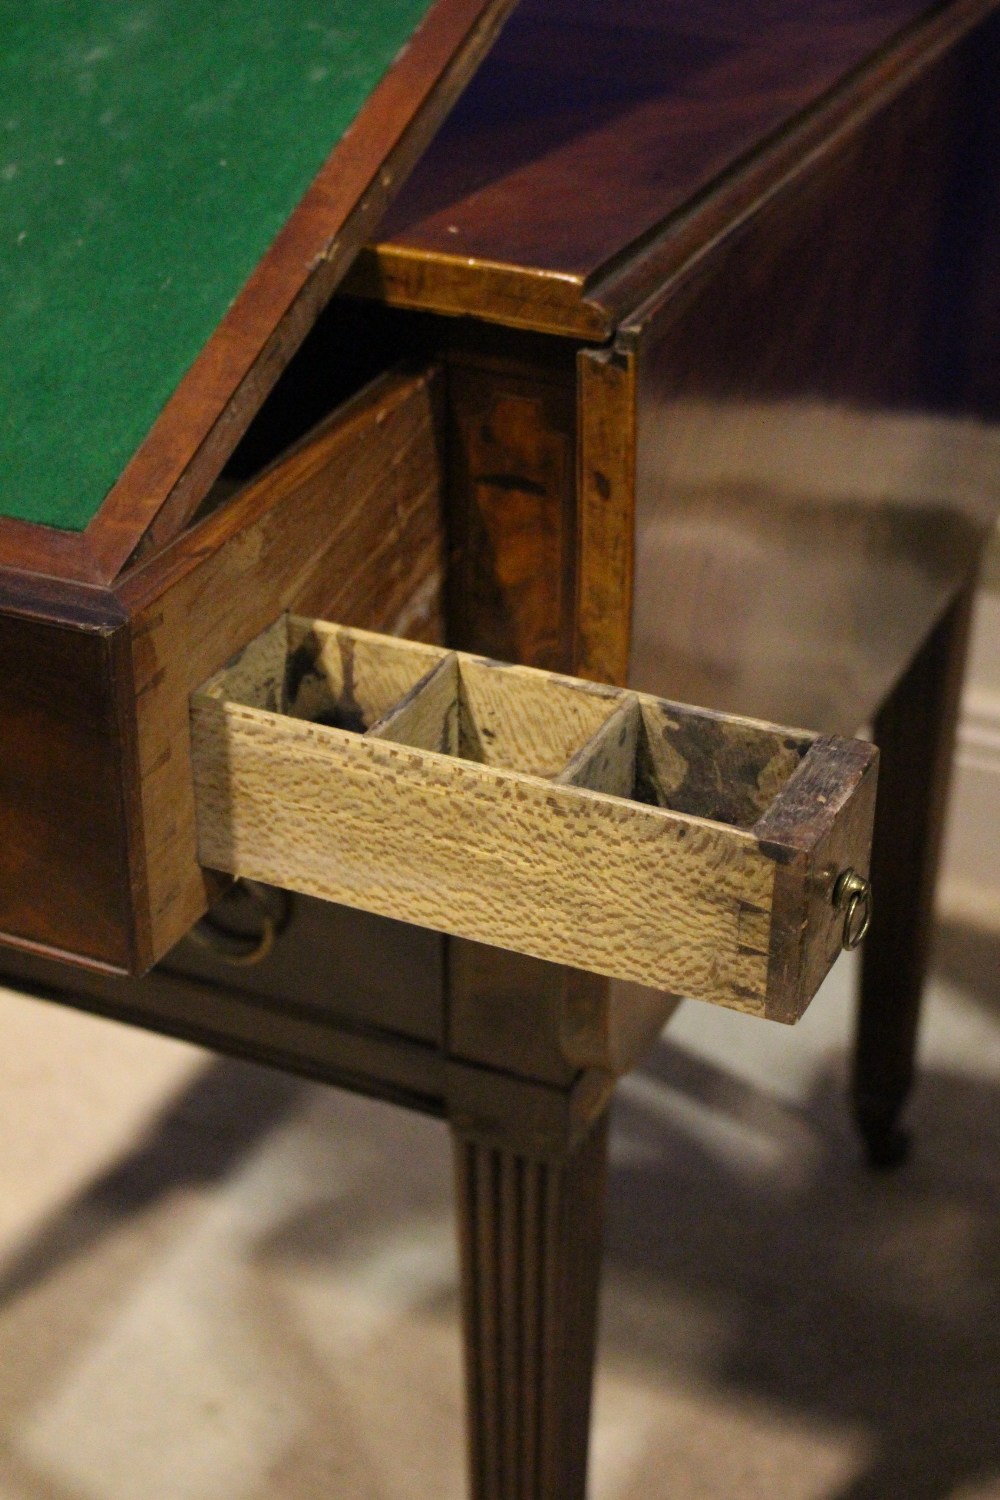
xmin=0 ymin=603 xmax=136 ymax=968
xmin=446 ymin=352 xmax=577 ymax=668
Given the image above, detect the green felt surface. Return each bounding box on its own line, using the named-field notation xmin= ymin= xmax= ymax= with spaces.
xmin=0 ymin=0 xmax=436 ymax=532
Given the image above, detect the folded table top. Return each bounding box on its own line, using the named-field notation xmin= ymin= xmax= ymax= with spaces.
xmin=358 ymin=0 xmax=981 ymax=336
xmin=0 ymin=0 xmax=509 ymax=543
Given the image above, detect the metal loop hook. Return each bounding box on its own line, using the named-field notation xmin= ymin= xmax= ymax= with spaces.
xmin=187 ymin=880 xmax=291 ymax=967
xmin=833 ymin=868 xmax=872 ymax=951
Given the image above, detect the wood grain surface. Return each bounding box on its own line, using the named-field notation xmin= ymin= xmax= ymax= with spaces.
xmin=119 ymin=367 xmax=447 ymax=966
xmin=286 ymin=618 xmax=446 ymax=730
xmin=191 ymin=615 xmax=877 ymax=1016
xmin=349 ymin=0 xmax=999 ymax=335
xmin=755 ymin=734 xmax=879 ymax=1024
xmin=367 ymin=655 xmax=459 ymax=748
xmin=191 ymin=689 xmax=775 ymax=1006
xmin=444 ymin=348 xmax=578 ymax=670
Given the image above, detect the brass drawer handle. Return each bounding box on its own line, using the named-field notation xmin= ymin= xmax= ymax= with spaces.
xmin=834 ymin=869 xmax=872 ymax=951
xmin=187 ymin=880 xmax=290 ymax=967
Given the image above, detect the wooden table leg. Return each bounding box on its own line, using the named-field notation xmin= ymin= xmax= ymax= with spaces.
xmin=854 ymin=573 xmax=978 ymax=1167
xmin=452 ymin=1113 xmax=609 ymax=1500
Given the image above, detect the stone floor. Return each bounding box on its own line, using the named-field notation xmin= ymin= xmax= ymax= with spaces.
xmin=0 ymin=919 xmax=997 ymax=1500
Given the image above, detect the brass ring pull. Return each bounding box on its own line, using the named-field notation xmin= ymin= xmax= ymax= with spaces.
xmin=833 ymin=869 xmax=872 ymax=951
xmin=187 ymin=880 xmax=290 ymax=967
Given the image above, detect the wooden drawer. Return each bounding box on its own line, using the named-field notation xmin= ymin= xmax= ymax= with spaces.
xmin=191 ymin=615 xmax=878 ymax=1022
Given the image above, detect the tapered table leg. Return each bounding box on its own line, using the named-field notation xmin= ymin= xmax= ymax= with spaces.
xmin=854 ymin=574 xmax=977 ymax=1167
xmin=452 ymin=1113 xmax=609 ymax=1500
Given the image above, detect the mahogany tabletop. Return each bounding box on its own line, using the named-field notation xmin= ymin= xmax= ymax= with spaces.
xmin=357 ymin=0 xmax=979 ymax=335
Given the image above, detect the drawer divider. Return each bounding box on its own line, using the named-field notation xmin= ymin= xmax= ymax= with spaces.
xmin=366 ymin=654 xmax=461 ymax=753
xmin=190 ymin=614 xmax=878 ymax=1021
xmin=555 ymin=700 xmax=641 ymax=798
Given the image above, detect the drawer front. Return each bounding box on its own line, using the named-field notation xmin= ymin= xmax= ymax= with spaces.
xmin=191 ymin=615 xmax=878 ymax=1021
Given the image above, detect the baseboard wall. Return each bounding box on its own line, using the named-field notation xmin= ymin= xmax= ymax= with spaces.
xmin=937 ymin=561 xmax=1000 ymax=934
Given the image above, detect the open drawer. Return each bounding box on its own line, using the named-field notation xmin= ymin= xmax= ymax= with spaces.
xmin=191 ymin=615 xmax=878 ymax=1022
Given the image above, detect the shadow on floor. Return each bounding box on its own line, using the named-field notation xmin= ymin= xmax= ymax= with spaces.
xmin=1 ymin=984 xmax=998 ymax=1498
xmin=0 ymin=1057 xmax=301 ymax=1308
xmin=606 ymin=1035 xmax=1000 ymax=1500
xmin=932 ymin=916 xmax=1000 ymax=1016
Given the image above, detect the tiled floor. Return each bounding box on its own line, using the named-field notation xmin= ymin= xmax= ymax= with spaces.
xmin=0 ymin=921 xmax=997 ymax=1500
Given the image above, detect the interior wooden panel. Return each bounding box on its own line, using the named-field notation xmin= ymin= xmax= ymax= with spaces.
xmin=452 ymin=657 xmax=622 ymax=775
xmin=367 ymin=655 xmax=460 ymax=751
xmin=286 ymin=618 xmax=447 ymax=727
xmin=444 ymin=352 xmax=578 ymax=669
xmin=575 ymin=345 xmax=637 ymax=689
xmin=557 ymin=703 xmax=640 ymax=800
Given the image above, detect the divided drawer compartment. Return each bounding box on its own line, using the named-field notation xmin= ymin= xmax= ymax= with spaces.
xmin=191 ymin=616 xmax=878 ymax=1021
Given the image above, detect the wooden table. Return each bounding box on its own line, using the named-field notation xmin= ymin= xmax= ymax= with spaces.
xmin=343 ymin=0 xmax=1000 ymax=1172
xmin=2 ymin=3 xmax=999 ymax=1495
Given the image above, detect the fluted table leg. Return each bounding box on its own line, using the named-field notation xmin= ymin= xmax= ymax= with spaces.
xmin=452 ymin=1114 xmax=609 ymax=1500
